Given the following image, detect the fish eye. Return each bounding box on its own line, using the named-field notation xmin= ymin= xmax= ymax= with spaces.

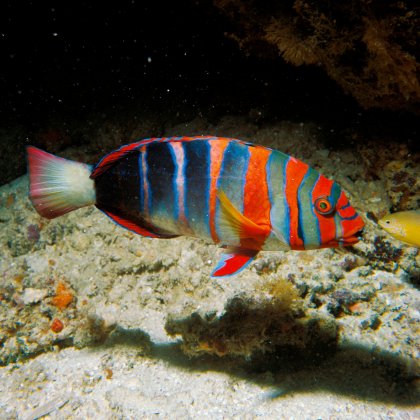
xmin=314 ymin=196 xmax=335 ymax=215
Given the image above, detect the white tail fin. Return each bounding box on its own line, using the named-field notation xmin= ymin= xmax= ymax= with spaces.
xmin=27 ymin=146 xmax=96 ymax=219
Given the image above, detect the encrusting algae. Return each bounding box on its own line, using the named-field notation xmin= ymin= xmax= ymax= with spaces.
xmin=51 ymin=281 xmax=74 ymax=310
xmin=51 ymin=318 xmax=64 ymax=333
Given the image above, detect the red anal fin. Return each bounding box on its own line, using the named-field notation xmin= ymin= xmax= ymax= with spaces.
xmin=102 ymin=209 xmax=179 ymax=239
xmin=211 ymin=248 xmax=258 ymax=278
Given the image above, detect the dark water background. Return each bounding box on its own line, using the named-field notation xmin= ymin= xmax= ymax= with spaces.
xmin=1 ymin=2 xmax=418 ymax=128
xmin=0 ymin=0 xmax=418 ymax=185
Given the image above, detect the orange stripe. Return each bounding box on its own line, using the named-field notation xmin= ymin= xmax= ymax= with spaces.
xmin=242 ymin=147 xmax=272 ymax=250
xmin=209 ymin=139 xmax=230 ymax=243
xmin=311 ymin=175 xmax=336 ymax=245
xmin=285 ymin=157 xmax=309 ymax=250
xmin=341 ymin=216 xmax=364 ymax=237
xmin=336 ymin=191 xmax=356 ymax=219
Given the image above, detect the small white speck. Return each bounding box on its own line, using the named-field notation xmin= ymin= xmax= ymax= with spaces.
xmin=147 ymin=56 xmax=152 ymax=63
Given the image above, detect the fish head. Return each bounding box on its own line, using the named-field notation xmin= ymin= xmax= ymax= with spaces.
xmin=377 ymin=211 xmax=420 ymax=247
xmin=378 ymin=215 xmax=404 ymax=237
xmin=304 ymin=175 xmax=365 ymax=249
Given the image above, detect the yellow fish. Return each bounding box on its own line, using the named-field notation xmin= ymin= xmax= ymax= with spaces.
xmin=378 ymin=210 xmax=420 ymax=248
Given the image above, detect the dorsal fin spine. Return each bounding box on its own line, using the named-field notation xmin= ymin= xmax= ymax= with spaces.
xmin=90 ymin=138 xmax=159 ymax=178
xmin=90 ymin=136 xmax=239 ymax=179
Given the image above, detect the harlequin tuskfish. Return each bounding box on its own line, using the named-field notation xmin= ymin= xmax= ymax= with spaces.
xmin=27 ymin=136 xmax=365 ymax=277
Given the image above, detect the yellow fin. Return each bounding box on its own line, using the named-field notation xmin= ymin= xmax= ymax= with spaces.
xmin=217 ymin=190 xmax=268 ymax=242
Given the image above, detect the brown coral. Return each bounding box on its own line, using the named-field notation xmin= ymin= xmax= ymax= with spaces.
xmin=212 ymin=0 xmax=420 ymax=113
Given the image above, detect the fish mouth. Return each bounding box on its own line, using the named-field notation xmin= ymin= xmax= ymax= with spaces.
xmin=324 ymin=227 xmax=364 ymax=247
xmin=338 ymin=228 xmax=364 ymax=246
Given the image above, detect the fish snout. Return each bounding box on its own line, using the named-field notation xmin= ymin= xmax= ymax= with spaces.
xmin=339 ymin=213 xmax=365 ymax=245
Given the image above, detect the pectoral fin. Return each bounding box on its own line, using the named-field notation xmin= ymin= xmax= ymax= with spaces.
xmin=211 ymin=247 xmax=258 ymax=278
xmin=217 ymin=190 xmax=268 ymax=242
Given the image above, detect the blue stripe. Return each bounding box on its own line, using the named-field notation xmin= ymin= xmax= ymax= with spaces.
xmin=330 ymin=183 xmax=341 ymax=205
xmin=267 ymin=155 xmax=274 ymax=206
xmin=181 ymin=145 xmax=188 ymax=224
xmin=297 ymin=167 xmax=321 ymax=249
xmin=168 ymin=143 xmax=181 ymax=221
xmin=215 ymin=141 xmax=250 ymax=242
xmin=138 ymin=147 xmax=152 ymax=215
xmin=310 ymin=173 xmax=322 ymax=246
xmin=146 ymin=142 xmax=176 ymax=227
xmin=138 ymin=152 xmax=143 ymax=211
xmin=266 ymin=151 xmax=290 ymax=247
xmin=283 ymin=156 xmax=290 ymax=244
xmin=297 ymin=169 xmax=311 ymax=245
xmin=183 ymin=139 xmax=211 ymax=238
xmin=330 ymin=183 xmax=341 ymax=240
xmin=341 ymin=213 xmax=359 ymax=221
xmin=216 ymin=141 xmax=247 ymax=205
xmin=240 ymin=148 xmax=250 ymax=214
xmin=204 ymin=140 xmax=211 ymax=234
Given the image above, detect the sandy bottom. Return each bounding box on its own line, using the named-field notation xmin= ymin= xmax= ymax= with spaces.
xmin=1 ymin=344 xmax=418 ymax=419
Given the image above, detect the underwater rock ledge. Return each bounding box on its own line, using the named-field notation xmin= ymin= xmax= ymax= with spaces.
xmin=210 ymin=0 xmax=420 ymax=114
xmin=0 ymin=118 xmax=418 ymax=417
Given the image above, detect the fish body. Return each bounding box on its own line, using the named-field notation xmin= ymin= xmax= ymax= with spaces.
xmin=27 ymin=136 xmax=364 ymax=277
xmin=378 ymin=210 xmax=420 ymax=247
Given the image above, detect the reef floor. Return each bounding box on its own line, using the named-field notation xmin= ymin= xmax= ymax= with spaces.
xmin=0 ymin=116 xmax=419 ymax=418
